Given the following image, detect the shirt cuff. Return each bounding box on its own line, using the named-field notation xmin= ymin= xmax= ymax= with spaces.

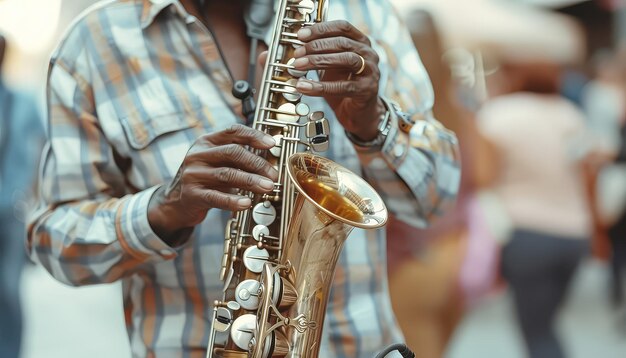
xmin=354 ymin=114 xmax=410 ymax=170
xmin=115 ymin=186 xmax=178 ymax=262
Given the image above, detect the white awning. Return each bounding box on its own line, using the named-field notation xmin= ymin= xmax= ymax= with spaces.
xmin=391 ymin=0 xmax=586 ymax=64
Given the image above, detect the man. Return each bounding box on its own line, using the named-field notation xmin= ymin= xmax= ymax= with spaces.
xmin=28 ymin=0 xmax=460 ymax=357
xmin=0 ymin=34 xmax=44 ymax=358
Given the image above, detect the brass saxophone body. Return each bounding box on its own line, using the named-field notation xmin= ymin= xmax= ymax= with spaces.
xmin=206 ymin=1 xmax=387 ymax=357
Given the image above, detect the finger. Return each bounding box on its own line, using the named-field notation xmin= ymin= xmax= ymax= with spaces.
xmin=293 ymin=37 xmax=378 ymax=62
xmin=209 ymin=144 xmax=279 ymax=181
xmin=295 ymin=78 xmax=377 ymax=98
xmin=193 ymin=188 xmax=252 ymax=211
xmin=297 ymin=20 xmax=370 ymax=46
xmin=206 ymin=124 xmax=275 ymax=149
xmin=192 ymin=167 xmax=275 ymax=194
xmin=291 ymin=52 xmax=369 ymax=73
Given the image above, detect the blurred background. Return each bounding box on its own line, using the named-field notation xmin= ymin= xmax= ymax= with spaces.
xmin=1 ymin=0 xmax=625 ymax=357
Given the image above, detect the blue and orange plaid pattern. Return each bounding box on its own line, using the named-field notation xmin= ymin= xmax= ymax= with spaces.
xmin=28 ymin=0 xmax=460 ymax=357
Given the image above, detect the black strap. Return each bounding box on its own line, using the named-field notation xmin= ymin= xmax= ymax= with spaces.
xmin=237 ymin=0 xmax=274 ymax=125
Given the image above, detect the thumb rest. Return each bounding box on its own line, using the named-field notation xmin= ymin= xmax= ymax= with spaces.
xmin=206 ymin=0 xmax=388 ymax=357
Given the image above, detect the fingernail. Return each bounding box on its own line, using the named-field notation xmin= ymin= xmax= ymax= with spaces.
xmin=296 ymin=80 xmax=314 ymax=91
xmin=293 ymin=47 xmax=306 ymax=57
xmin=237 ymin=197 xmax=251 ymax=208
xmin=263 ymin=135 xmax=276 ymax=146
xmin=297 ymin=28 xmax=312 ymax=40
xmin=259 ymin=178 xmax=274 ymax=190
xmin=292 ymin=57 xmax=309 ymax=68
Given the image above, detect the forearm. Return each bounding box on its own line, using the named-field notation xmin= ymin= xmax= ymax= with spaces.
xmin=28 ymin=187 xmax=180 ymax=286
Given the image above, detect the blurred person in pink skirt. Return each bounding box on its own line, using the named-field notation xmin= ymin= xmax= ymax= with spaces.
xmin=478 ymin=62 xmax=593 ymax=358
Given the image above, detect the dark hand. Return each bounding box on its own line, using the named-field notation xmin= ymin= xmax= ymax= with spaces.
xmin=292 ymin=20 xmax=385 ymax=141
xmin=148 ymin=124 xmax=278 ymax=241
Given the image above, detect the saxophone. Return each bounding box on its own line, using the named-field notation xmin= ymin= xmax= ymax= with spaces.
xmin=207 ymin=1 xmax=387 ymax=356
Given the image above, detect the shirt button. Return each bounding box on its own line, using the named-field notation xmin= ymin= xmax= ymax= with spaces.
xmin=394 ymin=144 xmax=406 ymax=158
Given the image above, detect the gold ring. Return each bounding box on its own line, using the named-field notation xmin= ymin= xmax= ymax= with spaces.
xmin=354 ymin=54 xmax=366 ymax=75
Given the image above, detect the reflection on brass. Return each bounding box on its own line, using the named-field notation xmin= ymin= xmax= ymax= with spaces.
xmin=212 ymin=349 xmax=248 ymax=358
xmin=295 ymin=170 xmax=364 ymax=223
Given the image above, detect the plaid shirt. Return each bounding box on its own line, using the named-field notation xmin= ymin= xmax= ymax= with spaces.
xmin=28 ymin=0 xmax=460 ymax=357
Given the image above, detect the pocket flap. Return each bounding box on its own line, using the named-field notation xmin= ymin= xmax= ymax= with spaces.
xmin=120 ymin=107 xmax=200 ymax=150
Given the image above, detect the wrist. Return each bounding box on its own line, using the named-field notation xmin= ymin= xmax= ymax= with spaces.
xmin=345 ymin=97 xmax=392 ymax=152
xmin=347 ymin=99 xmax=386 ymax=141
xmin=148 ymin=185 xmax=194 ymax=246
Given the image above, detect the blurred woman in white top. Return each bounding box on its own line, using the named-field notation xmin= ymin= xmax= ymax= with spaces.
xmin=478 ymin=61 xmax=591 ymax=358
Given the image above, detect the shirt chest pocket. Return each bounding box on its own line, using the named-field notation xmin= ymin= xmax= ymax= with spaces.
xmin=117 ymin=91 xmax=203 ymax=151
xmin=116 ymin=96 xmax=204 ymax=187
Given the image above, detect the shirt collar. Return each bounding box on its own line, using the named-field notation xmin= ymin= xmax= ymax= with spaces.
xmin=141 ymin=0 xmax=182 ymax=29
xmin=140 ymin=0 xmax=276 ymax=44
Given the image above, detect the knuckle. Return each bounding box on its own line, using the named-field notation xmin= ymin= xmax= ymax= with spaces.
xmin=344 ymin=82 xmax=358 ymax=94
xmin=337 ymin=20 xmax=352 ymax=32
xmin=337 ymin=37 xmax=352 ymax=51
xmin=251 ymin=155 xmax=267 ymax=172
xmin=196 ymin=134 xmax=213 ymax=148
xmin=224 ymin=124 xmax=243 ymax=135
xmin=245 ymin=174 xmax=256 ymax=188
xmin=318 ymin=22 xmax=332 ymax=34
xmin=202 ymin=190 xmax=217 ymax=205
xmin=250 ymin=128 xmax=265 ymax=141
xmin=222 ymin=144 xmax=243 ymax=160
xmin=309 ymin=40 xmax=323 ymax=52
xmin=310 ymin=54 xmax=329 ymax=66
xmin=215 ymin=167 xmax=233 ymax=185
xmin=347 ymin=53 xmax=360 ymax=68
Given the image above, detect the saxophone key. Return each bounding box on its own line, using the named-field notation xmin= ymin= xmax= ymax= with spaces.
xmin=280 ymin=79 xmax=301 ymax=102
xmin=235 ymin=279 xmax=262 ymax=310
xmin=296 ymin=102 xmax=310 ymax=116
xmin=252 ymin=224 xmax=270 ymax=241
xmin=230 ymin=314 xmax=257 ymax=350
xmin=268 ymin=134 xmax=283 ymax=157
xmin=276 ymin=103 xmax=299 ymax=122
xmin=213 ymin=306 xmax=234 ymax=332
xmin=286 ymin=1 xmax=314 ymax=15
xmin=242 ymin=246 xmax=271 ymax=273
xmin=252 ymin=201 xmax=277 ymax=225
xmin=286 ymin=58 xmax=308 ymax=77
xmin=306 ymin=111 xmax=330 ymax=152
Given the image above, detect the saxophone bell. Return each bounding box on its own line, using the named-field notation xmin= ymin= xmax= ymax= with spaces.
xmin=251 ymin=153 xmax=387 ymax=358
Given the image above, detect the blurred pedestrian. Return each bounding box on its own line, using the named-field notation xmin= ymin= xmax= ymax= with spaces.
xmin=387 ymin=10 xmax=498 ymax=358
xmin=478 ymin=61 xmax=593 ymax=358
xmin=0 ymin=34 xmax=45 ymax=358
xmin=583 ymin=48 xmax=626 ymax=311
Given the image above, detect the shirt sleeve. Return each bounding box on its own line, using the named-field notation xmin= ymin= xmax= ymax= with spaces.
xmin=354 ymin=2 xmax=461 ymax=228
xmin=27 ymin=25 xmax=178 ymax=287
